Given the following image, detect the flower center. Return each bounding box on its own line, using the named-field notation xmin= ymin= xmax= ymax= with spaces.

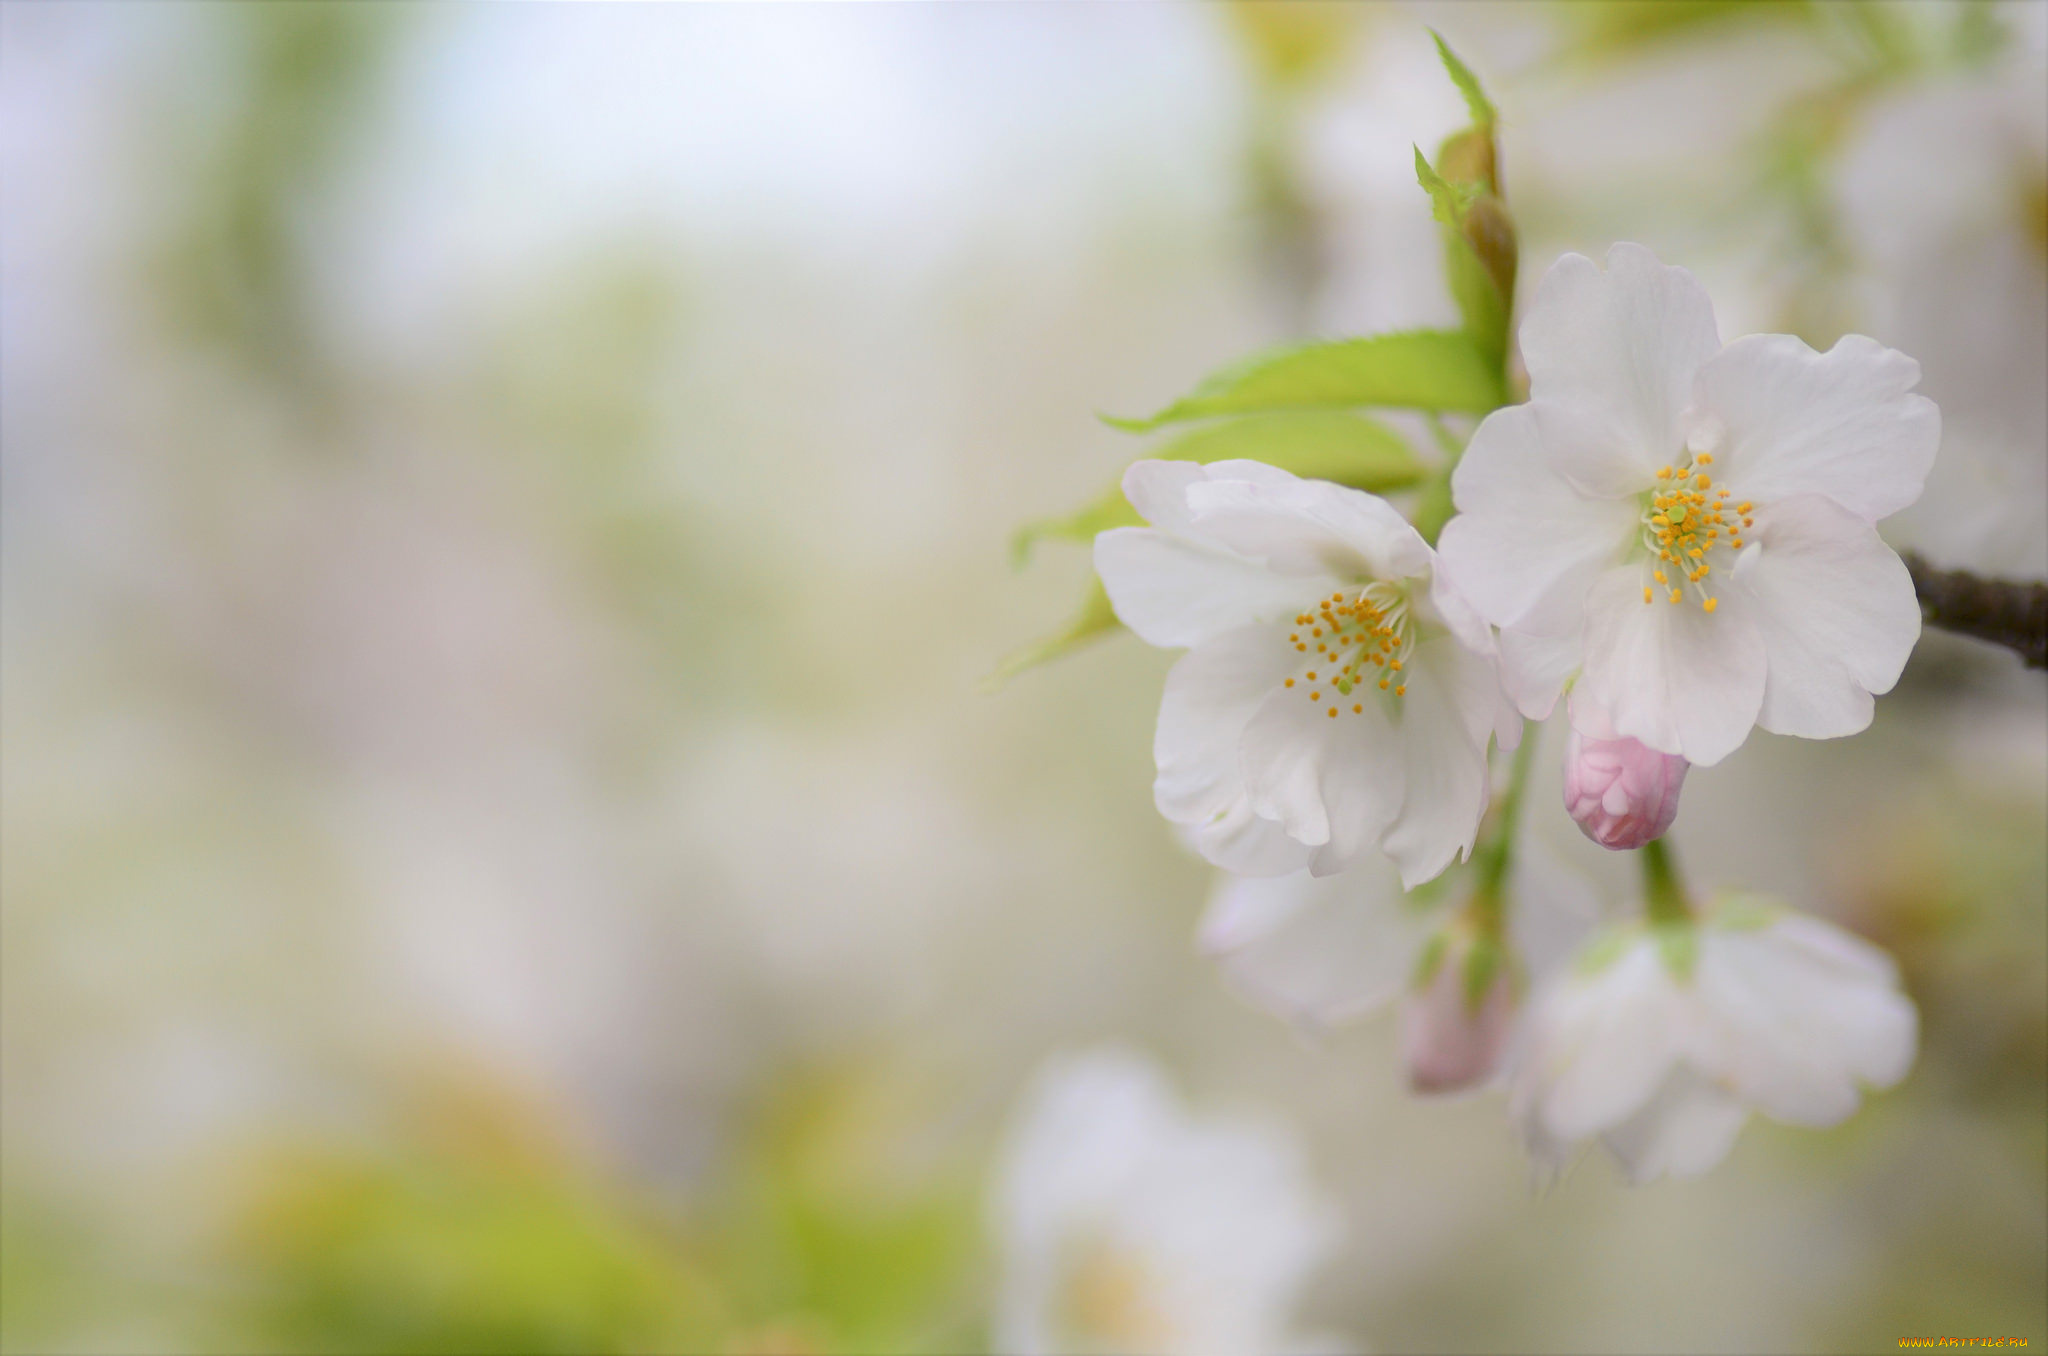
xmin=1283 ymin=582 xmax=1413 ymax=717
xmin=1637 ymin=453 xmax=1752 ymax=613
xmin=1057 ymin=1237 xmax=1174 ymax=1349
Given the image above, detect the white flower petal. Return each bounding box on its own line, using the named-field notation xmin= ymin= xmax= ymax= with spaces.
xmin=1687 ymin=332 xmax=1940 ymax=523
xmin=995 ymin=1047 xmax=1176 ymax=1263
xmin=1424 ymin=570 xmax=1522 ymax=754
xmin=1600 ymin=1068 xmax=1751 ymax=1184
xmin=1121 ymin=459 xmax=1212 ymax=539
xmin=1200 ymin=863 xmax=1435 ymax=1027
xmin=1382 ymin=637 xmax=1494 ymax=888
xmin=1096 ymin=527 xmax=1333 ymax=649
xmin=1496 ymin=623 xmax=1583 ymax=721
xmin=1506 ymin=836 xmax=1602 ymax=979
xmin=1425 ymin=560 xmax=1500 ymax=660
xmin=1761 ymin=914 xmax=1917 ymax=1089
xmin=1734 ymin=494 xmax=1921 ymax=741
xmin=1527 ymin=940 xmax=1689 ymax=1142
xmin=1198 ymin=865 xmax=1314 ymax=953
xmin=1440 ymin=404 xmax=1639 ymax=630
xmin=1240 ymin=685 xmax=1405 ymax=874
xmin=1697 ymin=918 xmax=1917 ymax=1126
xmin=1520 ymin=244 xmax=1723 ymax=498
xmin=1121 ymin=458 xmax=1309 ymax=540
xmin=1187 ymin=796 xmax=1317 ymax=877
xmin=1153 ymin=625 xmax=1308 ymax=825
xmin=1580 ymin=567 xmax=1767 ymax=766
xmin=1184 ymin=476 xmax=1431 ymax=583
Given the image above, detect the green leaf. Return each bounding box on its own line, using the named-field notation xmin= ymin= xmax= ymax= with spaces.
xmin=982 ymin=577 xmax=1120 ymax=690
xmin=1012 ymin=412 xmax=1424 ymax=565
xmin=1105 ymin=330 xmax=1506 ymax=431
xmin=1430 ymin=30 xmax=1496 ymax=129
xmin=1010 ymin=493 xmax=1142 ymax=569
xmin=1414 ymin=147 xmax=1477 ymax=229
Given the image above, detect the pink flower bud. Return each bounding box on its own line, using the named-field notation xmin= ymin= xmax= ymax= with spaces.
xmin=1401 ymin=940 xmax=1515 ymax=1095
xmin=1563 ymin=696 xmax=1689 ymax=851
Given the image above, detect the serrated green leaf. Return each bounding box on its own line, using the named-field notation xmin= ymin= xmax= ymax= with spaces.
xmin=1414 ymin=146 xmax=1477 ymax=229
xmin=983 ymin=577 xmax=1120 ymax=690
xmin=1105 ymin=330 xmax=1506 ymax=431
xmin=1431 ymin=30 xmax=1496 ymax=129
xmin=1012 ymin=412 xmax=1425 ymax=565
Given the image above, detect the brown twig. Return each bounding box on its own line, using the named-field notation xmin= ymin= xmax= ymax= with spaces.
xmin=1902 ymin=552 xmax=2048 ymax=669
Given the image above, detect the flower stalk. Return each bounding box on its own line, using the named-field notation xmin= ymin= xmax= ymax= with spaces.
xmin=1638 ymin=836 xmax=1694 ymax=929
xmin=1461 ymin=724 xmax=1539 ymax=949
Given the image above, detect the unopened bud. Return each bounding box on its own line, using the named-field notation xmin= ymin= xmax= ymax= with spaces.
xmin=1401 ymin=933 xmax=1515 ymax=1095
xmin=1563 ymin=697 xmax=1689 ymax=851
xmin=1460 ymin=193 xmax=1518 ymax=305
xmin=1435 ymin=127 xmax=1497 ymax=194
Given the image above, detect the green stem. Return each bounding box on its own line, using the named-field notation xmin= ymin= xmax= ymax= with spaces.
xmin=1468 ymin=727 xmax=1539 ymax=933
xmin=1638 ymin=836 xmax=1694 ymax=927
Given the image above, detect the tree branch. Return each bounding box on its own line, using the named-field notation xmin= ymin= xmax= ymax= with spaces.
xmin=1903 ymin=552 xmax=2048 ymax=669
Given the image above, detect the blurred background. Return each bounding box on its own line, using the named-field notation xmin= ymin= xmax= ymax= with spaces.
xmin=2 ymin=3 xmax=2043 ymax=1352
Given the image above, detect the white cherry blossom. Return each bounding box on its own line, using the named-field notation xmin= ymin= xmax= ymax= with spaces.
xmin=1512 ymin=899 xmax=1918 ymax=1183
xmin=991 ymin=1047 xmax=1345 ymax=1356
xmin=1096 ymin=460 xmax=1516 ymax=885
xmin=1834 ymin=21 xmax=2046 ymax=577
xmin=1437 ymin=243 xmax=1939 ymax=766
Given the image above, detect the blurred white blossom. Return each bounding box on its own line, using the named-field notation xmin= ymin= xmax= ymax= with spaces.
xmin=1835 ymin=33 xmax=2048 ymax=577
xmin=991 ymin=1047 xmax=1344 ymax=1356
xmin=1513 ymin=900 xmax=1917 ymax=1184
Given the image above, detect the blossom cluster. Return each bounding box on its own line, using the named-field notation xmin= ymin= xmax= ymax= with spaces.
xmin=1092 ymin=244 xmax=1932 ymax=1183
